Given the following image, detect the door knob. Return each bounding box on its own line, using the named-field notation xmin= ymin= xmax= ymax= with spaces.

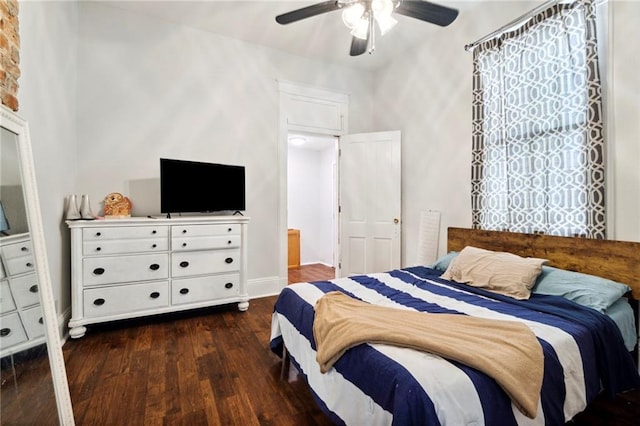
xmin=393 ymin=218 xmax=399 ymax=224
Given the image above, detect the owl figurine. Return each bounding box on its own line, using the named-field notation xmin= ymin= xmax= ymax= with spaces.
xmin=103 ymin=192 xmax=132 ymax=218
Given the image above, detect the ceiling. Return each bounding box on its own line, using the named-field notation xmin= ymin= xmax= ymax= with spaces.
xmin=101 ymin=0 xmax=479 ymax=71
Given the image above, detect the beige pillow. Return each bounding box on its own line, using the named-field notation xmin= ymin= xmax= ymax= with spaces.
xmin=441 ymin=246 xmax=547 ymax=300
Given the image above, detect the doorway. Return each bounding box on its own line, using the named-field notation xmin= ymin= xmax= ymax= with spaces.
xmin=287 ymin=132 xmax=338 ymax=282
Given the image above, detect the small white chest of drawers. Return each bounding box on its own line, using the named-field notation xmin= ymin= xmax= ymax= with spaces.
xmin=0 ymin=233 xmax=46 ymax=356
xmin=67 ymin=216 xmax=249 ymax=338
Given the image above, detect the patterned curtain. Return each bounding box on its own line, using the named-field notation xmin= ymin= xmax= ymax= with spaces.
xmin=470 ymin=0 xmax=606 ymax=238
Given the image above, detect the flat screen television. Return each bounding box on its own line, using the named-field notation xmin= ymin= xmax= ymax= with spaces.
xmin=160 ymin=158 xmax=245 ymax=215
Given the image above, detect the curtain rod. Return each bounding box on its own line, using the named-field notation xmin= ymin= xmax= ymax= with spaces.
xmin=464 ymin=0 xmax=564 ymax=52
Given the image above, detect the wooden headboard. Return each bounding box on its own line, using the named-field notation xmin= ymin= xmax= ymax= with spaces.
xmin=447 ymin=227 xmax=640 ymax=300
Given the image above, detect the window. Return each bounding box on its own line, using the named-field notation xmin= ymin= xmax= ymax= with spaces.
xmin=470 ymin=0 xmax=606 ymax=238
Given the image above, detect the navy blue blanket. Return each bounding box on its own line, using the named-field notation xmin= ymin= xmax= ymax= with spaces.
xmin=270 ymin=267 xmax=640 ymax=425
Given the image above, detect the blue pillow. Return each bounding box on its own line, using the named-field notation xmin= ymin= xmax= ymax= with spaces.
xmin=532 ymin=266 xmax=631 ymax=312
xmin=429 ymin=251 xmax=458 ymax=271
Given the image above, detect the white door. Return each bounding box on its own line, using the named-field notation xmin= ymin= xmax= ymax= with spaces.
xmin=339 ymin=131 xmax=401 ymax=276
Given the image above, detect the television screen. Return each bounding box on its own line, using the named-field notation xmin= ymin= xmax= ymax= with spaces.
xmin=160 ymin=158 xmax=245 ymax=214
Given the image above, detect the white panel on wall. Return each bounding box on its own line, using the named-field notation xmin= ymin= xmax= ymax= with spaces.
xmin=416 ymin=210 xmax=441 ymax=266
xmin=287 ymin=96 xmax=343 ymax=132
xmin=279 ymin=81 xmax=349 ymax=135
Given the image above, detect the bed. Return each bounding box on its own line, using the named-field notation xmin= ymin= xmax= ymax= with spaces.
xmin=270 ymin=227 xmax=640 ymax=425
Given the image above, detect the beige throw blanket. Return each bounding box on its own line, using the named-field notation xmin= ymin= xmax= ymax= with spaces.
xmin=313 ymin=291 xmax=544 ymax=419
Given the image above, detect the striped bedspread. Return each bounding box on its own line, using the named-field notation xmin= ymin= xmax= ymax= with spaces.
xmin=270 ymin=266 xmax=640 ymax=426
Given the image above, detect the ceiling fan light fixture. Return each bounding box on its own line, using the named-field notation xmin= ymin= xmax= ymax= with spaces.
xmin=374 ymin=13 xmax=397 ymax=36
xmin=371 ymin=0 xmax=397 ymax=36
xmin=275 ymin=0 xmax=459 ymax=57
xmin=341 ymin=3 xmax=365 ymax=29
xmin=350 ymin=14 xmax=370 ymax=40
xmin=371 ymin=0 xmax=395 ymax=16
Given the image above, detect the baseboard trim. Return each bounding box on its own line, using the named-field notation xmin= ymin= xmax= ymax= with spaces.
xmin=300 ymin=261 xmax=334 ymax=268
xmin=248 ymin=276 xmax=286 ymax=299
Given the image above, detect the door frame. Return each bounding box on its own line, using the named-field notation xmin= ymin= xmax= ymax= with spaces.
xmin=287 ymin=132 xmax=339 ymax=271
xmin=278 ymin=81 xmax=348 ymax=287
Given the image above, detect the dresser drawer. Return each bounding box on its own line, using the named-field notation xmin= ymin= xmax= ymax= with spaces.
xmin=8 ymin=273 xmax=40 ymax=308
xmin=1 ymin=240 xmax=33 ymax=260
xmin=5 ymin=255 xmax=36 ymax=276
xmin=20 ymin=305 xmax=45 ymax=340
xmin=83 ymin=281 xmax=169 ymax=318
xmin=83 ymin=237 xmax=169 ymax=256
xmin=83 ymin=253 xmax=169 ymax=286
xmin=171 ymin=224 xmax=240 ymax=238
xmin=83 ymin=226 xmax=168 ymax=241
xmin=172 ymin=235 xmax=240 ymax=252
xmin=171 ymin=249 xmax=240 ymax=277
xmin=0 ymin=312 xmax=28 ymax=348
xmin=171 ymin=273 xmax=240 ymax=305
xmin=1 ymin=280 xmax=16 ymax=314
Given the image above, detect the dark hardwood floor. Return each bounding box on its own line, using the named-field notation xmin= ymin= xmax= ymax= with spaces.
xmin=3 ymin=263 xmax=639 ymax=425
xmin=61 ymin=294 xmax=333 ymax=426
xmin=1 ymin=345 xmax=58 ymax=425
xmin=288 ymin=263 xmax=335 ymax=284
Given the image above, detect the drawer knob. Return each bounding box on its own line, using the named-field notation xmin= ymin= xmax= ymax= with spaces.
xmin=150 ymin=291 xmax=160 ymax=299
xmin=225 ymin=257 xmax=233 ymax=264
xmin=39 ymin=317 xmax=44 ymax=324
xmin=96 ymin=232 xmax=102 ymax=237
xmin=96 ymin=247 xmax=102 ymax=252
xmin=227 ymin=228 xmax=232 ymax=232
xmin=26 ymin=262 xmax=33 ymax=268
xmin=179 ymin=288 xmax=189 ymax=295
xmin=182 ymin=229 xmax=187 ymax=234
xmin=29 ymin=285 xmax=38 ymax=293
xmin=225 ymin=282 xmax=233 ymax=289
xmin=0 ymin=328 xmax=11 ymax=337
xmin=93 ymin=267 xmax=105 ymax=276
xmin=152 ymin=244 xmax=157 ymax=248
xmin=93 ymin=298 xmax=105 ymax=306
xmin=179 ymin=261 xmax=189 ymax=268
xmin=228 ymin=240 xmax=232 ymax=245
xmin=149 ymin=264 xmax=160 ymax=271
xmin=182 ymin=243 xmax=187 ymax=248
xmin=152 ymin=230 xmax=157 ymax=235
xmin=21 ymin=246 xmax=28 ymax=252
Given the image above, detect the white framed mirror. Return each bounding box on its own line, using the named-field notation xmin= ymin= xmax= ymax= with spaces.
xmin=1 ymin=105 xmax=74 ymax=425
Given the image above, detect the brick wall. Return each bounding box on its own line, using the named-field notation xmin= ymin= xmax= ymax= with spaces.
xmin=0 ymin=0 xmax=20 ymax=111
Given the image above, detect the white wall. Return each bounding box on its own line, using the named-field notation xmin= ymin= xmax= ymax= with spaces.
xmin=19 ymin=1 xmax=78 ymax=316
xmin=75 ymin=2 xmax=373 ymax=293
xmin=373 ymin=0 xmax=640 ymax=266
xmin=15 ymin=0 xmax=639 ymax=314
xmin=610 ymin=0 xmax=640 ymax=242
xmin=287 ymin=143 xmax=335 ymax=266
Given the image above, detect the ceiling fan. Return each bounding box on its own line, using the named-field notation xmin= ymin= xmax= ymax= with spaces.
xmin=275 ymin=0 xmax=459 ymax=56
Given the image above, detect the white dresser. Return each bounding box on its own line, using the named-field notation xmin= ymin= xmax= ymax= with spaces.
xmin=67 ymin=216 xmax=249 ymax=338
xmin=0 ymin=233 xmax=46 ymax=357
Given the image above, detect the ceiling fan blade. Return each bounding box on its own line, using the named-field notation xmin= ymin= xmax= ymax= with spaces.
xmin=275 ymin=1 xmax=342 ymax=25
xmin=394 ymin=0 xmax=459 ymax=27
xmin=350 ymin=35 xmax=369 ymax=56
